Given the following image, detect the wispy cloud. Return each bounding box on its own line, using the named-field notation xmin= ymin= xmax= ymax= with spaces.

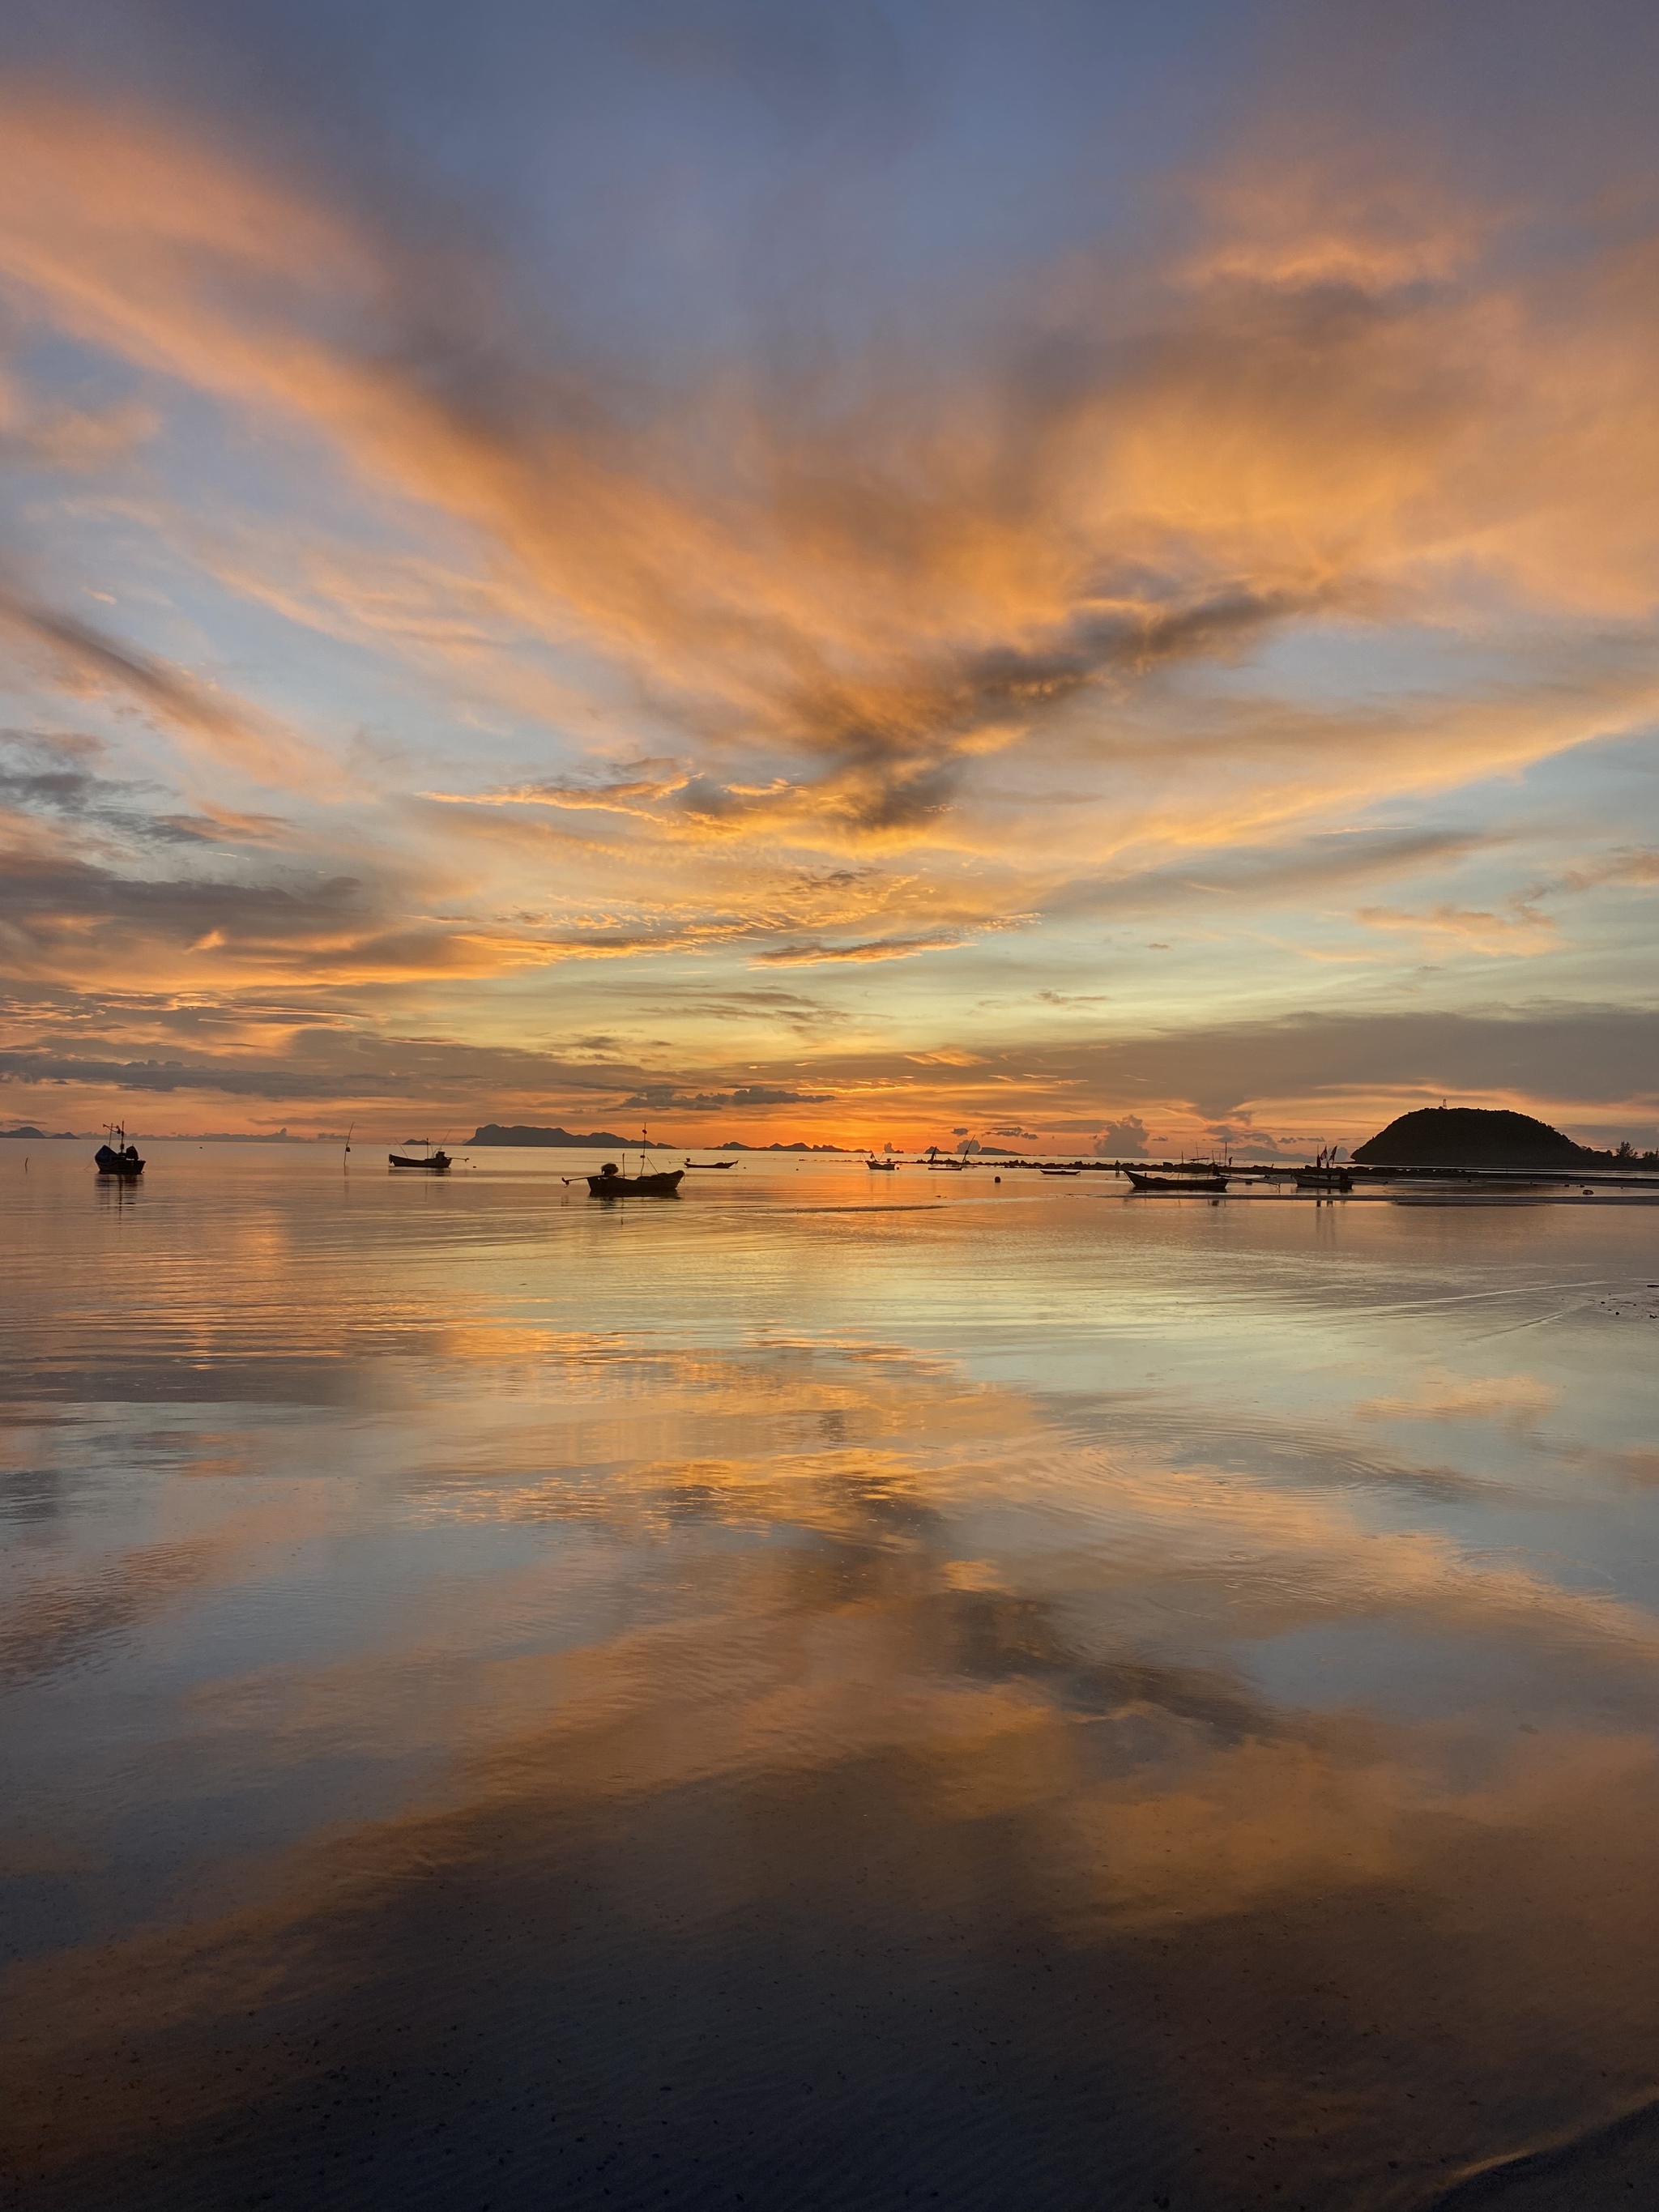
xmin=8 ymin=85 xmax=1655 ymax=846
xmin=1355 ymin=901 xmax=1560 ymax=957
xmin=0 ymin=587 xmax=336 ymax=791
xmin=616 ymin=1085 xmax=834 ymax=1111
xmin=2 ymin=36 xmax=1658 ymax=1137
xmin=753 ymin=933 xmax=973 ymax=965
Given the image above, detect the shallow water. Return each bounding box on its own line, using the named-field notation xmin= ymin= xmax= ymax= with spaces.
xmin=3 ymin=1144 xmax=1659 ymax=2210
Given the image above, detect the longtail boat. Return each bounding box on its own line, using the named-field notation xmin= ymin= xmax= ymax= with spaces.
xmin=1122 ymin=1163 xmax=1229 ymax=1194
xmin=390 ymin=1140 xmax=450 ymax=1172
xmin=588 ymin=1135 xmax=684 ymax=1197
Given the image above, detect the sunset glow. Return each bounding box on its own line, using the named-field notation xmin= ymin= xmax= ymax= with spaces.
xmin=4 ymin=2 xmax=1657 ymax=1153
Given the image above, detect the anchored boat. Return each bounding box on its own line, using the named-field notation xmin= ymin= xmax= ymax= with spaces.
xmin=94 ymin=1124 xmax=144 ymax=1178
xmin=588 ymin=1135 xmax=684 ymax=1197
xmin=1294 ymin=1146 xmax=1352 ymax=1193
xmin=1122 ymin=1162 xmax=1230 ymax=1194
xmin=389 ymin=1140 xmax=451 ymax=1172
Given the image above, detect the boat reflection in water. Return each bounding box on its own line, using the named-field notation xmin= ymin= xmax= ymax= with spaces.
xmin=6 ymin=1150 xmax=1659 ymax=2210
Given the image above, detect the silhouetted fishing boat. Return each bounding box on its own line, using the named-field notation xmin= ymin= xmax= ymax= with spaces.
xmin=866 ymin=1157 xmax=898 ymax=1170
xmin=588 ymin=1136 xmax=683 ymax=1196
xmin=1294 ymin=1146 xmax=1351 ymax=1193
xmin=389 ymin=1140 xmax=450 ymax=1172
xmin=94 ymin=1124 xmax=144 ymax=1177
xmin=682 ymin=1160 xmax=736 ymax=1169
xmin=1123 ymin=1163 xmax=1229 ymax=1194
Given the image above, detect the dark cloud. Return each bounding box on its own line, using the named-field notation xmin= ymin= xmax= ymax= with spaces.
xmin=1203 ymin=1123 xmax=1308 ymax=1158
xmin=1093 ymin=1115 xmax=1149 ymax=1158
xmin=855 ymin=1005 xmax=1659 ymax=1124
xmin=0 ymin=820 xmax=748 ymax=987
xmin=0 ymin=839 xmax=371 ymax=968
xmin=0 ymin=731 xmax=290 ymax=849
xmin=6 ymin=1001 xmax=1653 ymax=1136
xmin=1072 ymin=1005 xmax=1659 ymax=1120
xmin=0 ymin=1034 xmax=633 ymax=1106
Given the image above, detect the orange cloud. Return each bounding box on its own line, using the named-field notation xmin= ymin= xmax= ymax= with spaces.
xmin=10 ymin=83 xmax=1659 ymax=846
xmin=5 ymin=87 xmax=1659 ymax=1138
xmin=1355 ymin=899 xmax=1561 ymax=957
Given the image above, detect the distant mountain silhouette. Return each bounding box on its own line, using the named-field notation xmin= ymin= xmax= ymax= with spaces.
xmin=717 ymin=1140 xmax=851 ymax=1152
xmin=1353 ymin=1107 xmax=1587 ymax=1168
xmin=468 ymin=1123 xmax=635 ymax=1147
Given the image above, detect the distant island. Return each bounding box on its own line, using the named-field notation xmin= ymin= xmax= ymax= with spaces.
xmin=468 ymin=1124 xmax=638 ymax=1147
xmin=0 ymin=1125 xmax=77 ymax=1140
xmin=717 ymin=1140 xmax=852 ymax=1153
xmin=1354 ymin=1107 xmax=1653 ymax=1170
xmin=467 ymin=1124 xmax=858 ymax=1151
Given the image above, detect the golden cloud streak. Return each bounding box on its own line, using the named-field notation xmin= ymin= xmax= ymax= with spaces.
xmin=4 ymin=83 xmax=1659 ymax=1143
xmin=8 ymin=87 xmax=1657 ymax=838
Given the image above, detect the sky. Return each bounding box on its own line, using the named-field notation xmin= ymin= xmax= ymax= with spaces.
xmin=2 ymin=0 xmax=1657 ymax=1155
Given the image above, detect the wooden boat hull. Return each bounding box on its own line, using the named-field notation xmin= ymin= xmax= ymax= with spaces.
xmin=865 ymin=1160 xmax=898 ymax=1170
xmin=587 ymin=1168 xmax=684 ymax=1196
xmin=94 ymin=1145 xmax=144 ymax=1176
xmin=1123 ymin=1168 xmax=1228 ymax=1193
xmin=389 ymin=1153 xmax=450 ymax=1171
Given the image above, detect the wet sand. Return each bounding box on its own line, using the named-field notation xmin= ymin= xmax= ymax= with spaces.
xmin=4 ymin=1147 xmax=1658 ymax=2209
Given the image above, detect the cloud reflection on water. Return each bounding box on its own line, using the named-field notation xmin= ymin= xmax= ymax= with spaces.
xmin=3 ymin=1157 xmax=1659 ymax=2207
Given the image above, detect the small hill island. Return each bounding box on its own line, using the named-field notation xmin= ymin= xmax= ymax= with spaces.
xmin=1354 ymin=1106 xmax=1615 ymax=1170
xmin=468 ymin=1123 xmax=634 ymax=1148
xmin=467 ymin=1123 xmax=855 ymax=1152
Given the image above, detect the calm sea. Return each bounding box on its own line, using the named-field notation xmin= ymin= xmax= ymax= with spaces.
xmin=4 ymin=1144 xmax=1659 ymax=2210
